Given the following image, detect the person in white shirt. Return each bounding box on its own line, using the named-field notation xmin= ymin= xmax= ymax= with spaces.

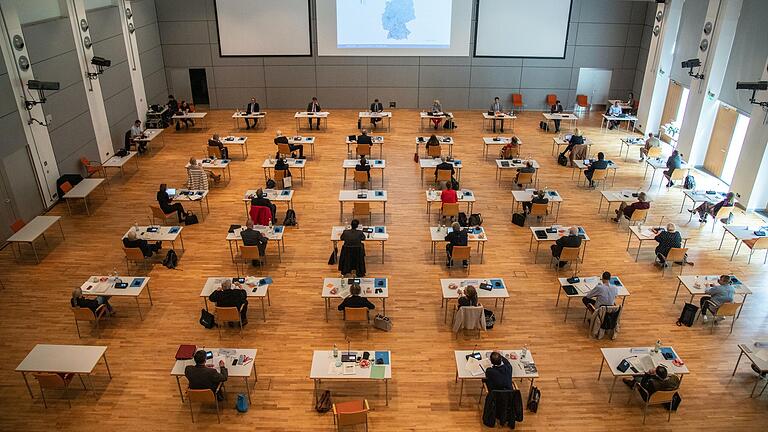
xmin=429 ymin=100 xmax=443 ymax=129
xmin=582 ymin=271 xmax=618 ymax=311
xmin=607 ymin=102 xmax=623 ymax=130
xmin=129 ymin=120 xmax=146 ymax=153
xmin=639 ymin=132 xmax=661 ymax=161
xmin=489 ymin=96 xmax=505 ymax=132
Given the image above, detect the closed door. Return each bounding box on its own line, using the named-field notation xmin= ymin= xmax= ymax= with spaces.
xmin=576 ymin=68 xmax=613 ymax=106
xmin=660 ymin=81 xmax=683 ymax=126
xmin=703 ymin=104 xmax=738 ymax=178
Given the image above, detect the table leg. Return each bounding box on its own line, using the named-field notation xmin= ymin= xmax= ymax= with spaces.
xmin=635 ymin=238 xmax=642 ymax=262
xmin=459 ymin=378 xmax=464 ymax=406
xmin=177 ymin=376 xmax=184 ymax=402
xmin=597 ymin=357 xmax=605 ymax=380
xmin=381 ymin=241 xmax=384 ymax=264
xmin=103 ymin=353 xmax=112 ymax=378
xmin=261 ymin=297 xmax=266 ymax=322
xmin=673 ymin=281 xmax=682 ymax=303
xmin=608 ymin=376 xmax=617 ymax=403
xmin=32 ymin=242 xmax=40 ymax=264
xmin=339 ymin=202 xmax=343 ymax=222
xmin=382 ymin=298 xmax=386 ymax=315
xmin=244 ymin=376 xmax=252 ymax=404
xmin=500 ymin=298 xmax=506 ymax=323
xmin=325 ymin=298 xmax=330 ymax=321
xmin=21 ymin=372 xmax=33 ymax=398
xmin=136 ymin=297 xmax=144 ymax=320
xmin=732 ymin=350 xmax=744 ymax=376
xmin=736 ymin=294 xmax=748 ymax=319
xmin=58 ymin=220 xmax=65 ymax=239
xmin=564 ymin=297 xmax=571 ymax=322
xmin=385 ymin=379 xmax=389 ymax=406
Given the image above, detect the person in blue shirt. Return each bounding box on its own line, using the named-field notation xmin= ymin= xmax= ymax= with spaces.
xmin=584 ymin=152 xmax=609 ymax=188
xmin=663 ymin=150 xmax=682 ymax=187
xmin=700 ymin=275 xmax=736 ymax=322
xmin=606 ymin=101 xmax=623 ymax=130
xmin=582 ymin=272 xmax=618 ymax=311
xmin=484 ymin=351 xmax=513 ymax=391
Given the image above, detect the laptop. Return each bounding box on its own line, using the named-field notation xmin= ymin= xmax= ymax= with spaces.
xmin=166 ymin=188 xmax=177 ymax=196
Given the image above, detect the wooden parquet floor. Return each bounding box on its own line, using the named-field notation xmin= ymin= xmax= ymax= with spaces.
xmin=0 ymin=109 xmax=766 ymax=431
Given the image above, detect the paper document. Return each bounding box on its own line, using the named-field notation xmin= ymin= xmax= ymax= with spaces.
xmin=465 ymin=357 xmax=492 ymax=376
xmin=628 ymin=355 xmax=658 ymax=372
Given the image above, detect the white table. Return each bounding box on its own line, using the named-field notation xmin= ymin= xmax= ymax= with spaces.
xmin=552 ymin=136 xmax=592 ymax=157
xmin=732 ymin=343 xmax=768 ymax=397
xmin=200 ymin=277 xmax=271 ymax=321
xmin=674 ymin=275 xmax=752 ymax=318
xmin=125 ymin=225 xmax=185 ymax=251
xmin=133 ymin=128 xmax=164 ymax=151
xmin=454 ymin=349 xmax=537 ymax=405
xmin=339 ymin=190 xmax=387 ymax=223
xmin=556 ymin=276 xmax=630 ymax=322
xmin=7 ymin=216 xmax=64 ymax=263
xmin=601 ymin=114 xmax=638 ymax=132
xmin=226 ymin=225 xmax=285 ymax=262
xmin=426 ymin=189 xmax=475 ymax=215
xmin=187 ymin=158 xmax=232 ymax=181
xmin=626 ymin=225 xmax=689 ymax=262
xmin=171 ymin=112 xmax=207 ymax=129
xmin=295 ymin=111 xmax=329 ymax=131
xmin=542 ymin=112 xmax=578 ymax=131
xmin=322 ymin=277 xmax=388 ymax=320
xmin=171 ymin=347 xmax=257 ymax=404
xmin=495 ymin=159 xmax=540 ymax=186
xmin=342 ymin=159 xmax=386 ymax=187
xmin=80 ymin=276 xmax=152 ymax=320
xmin=528 ymin=226 xmax=590 ymax=264
xmin=643 ymin=157 xmax=691 ymax=187
xmin=310 ymin=350 xmax=392 ymax=406
xmin=718 ymin=225 xmax=767 ymax=261
xmin=16 ymin=344 xmax=111 ymax=398
xmin=482 ymin=136 xmax=522 ymax=159
xmin=242 ymin=189 xmax=294 ymax=218
xmin=232 ymin=111 xmax=267 ymax=129
xmin=571 ymin=160 xmax=619 ymax=187
xmin=331 ymin=225 xmax=388 ymax=264
xmin=63 ymin=178 xmax=107 ymax=215
xmin=172 ymin=189 xmax=209 ymax=215
xmin=441 ymin=278 xmax=508 ymax=323
xmin=262 ymin=158 xmax=306 ymax=184
xmin=358 ymin=111 xmax=392 ymax=131
xmin=221 ymin=135 xmax=248 ymax=158
xmin=598 ymin=347 xmax=689 ymax=402
xmin=511 ymin=189 xmax=563 ymax=222
xmin=346 ymin=135 xmax=384 ymax=159
xmin=102 ymin=151 xmax=138 ymax=176
xmin=430 ymin=226 xmax=487 ymax=264
xmin=416 ymin=136 xmax=454 ymax=157
xmin=598 ymin=190 xmax=650 ymax=219
xmin=420 ymin=157 xmax=462 ymax=184
xmin=681 ymin=190 xmax=731 ymax=217
xmin=619 ymin=137 xmax=645 ymax=161
xmin=420 ymin=111 xmax=453 ymax=131
xmin=286 ymin=135 xmax=316 ymax=158
xmin=482 ymin=112 xmax=516 ymax=131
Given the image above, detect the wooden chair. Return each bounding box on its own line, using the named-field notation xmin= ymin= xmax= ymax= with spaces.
xmin=450 ymin=245 xmax=472 ymax=273
xmin=665 ymin=169 xmax=686 ymax=188
xmin=742 ymin=237 xmax=768 ymax=264
xmin=333 ymin=399 xmax=370 ymax=431
xmin=353 ymin=171 xmax=369 ymax=189
xmin=647 ymin=146 xmax=662 ymax=158
xmin=150 ymin=205 xmax=176 ymax=224
xmin=186 ymin=388 xmax=221 ymax=424
xmin=528 ymin=203 xmax=549 ymax=224
xmin=124 ymin=247 xmax=149 ymax=273
xmin=80 ymin=156 xmax=105 ymax=178
xmin=427 ymin=145 xmax=442 ymax=158
xmin=207 ymin=145 xmax=222 ymax=159
xmin=440 ymin=202 xmax=459 ymax=222
xmin=33 ymin=372 xmax=85 ymax=409
xmin=236 ymin=245 xmax=265 ymax=277
xmin=352 ymin=202 xmax=372 ymax=224
xmin=274 ymin=169 xmax=287 ymax=188
xmin=72 ymin=304 xmax=108 ymax=338
xmin=511 ymin=93 xmax=524 ymax=110
xmin=589 ymin=168 xmax=608 ymax=189
xmin=214 ymin=305 xmax=244 ymax=339
xmin=436 ymin=169 xmax=452 ymax=184
xmin=627 ymin=385 xmax=678 ymax=424
xmin=552 ymin=246 xmax=580 ymax=276
xmin=10 ymin=218 xmax=26 ymax=233
xmin=356 ymin=144 xmax=371 ymax=157
xmin=514 ymin=172 xmax=534 ymax=189
xmin=60 ymin=181 xmax=73 ymax=194
xmin=661 ymin=247 xmax=688 ymax=277
xmin=710 ymin=206 xmax=733 ymax=232
xmin=277 ymin=143 xmax=292 ymax=158
xmin=576 ymin=94 xmax=590 ymax=112
xmin=343 ymin=307 xmax=370 ymax=339
xmin=619 ymin=208 xmax=648 ymax=229
xmin=707 ymin=301 xmax=742 ymax=334
xmin=546 ymin=94 xmax=557 ymax=106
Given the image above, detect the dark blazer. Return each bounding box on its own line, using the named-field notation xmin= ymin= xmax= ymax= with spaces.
xmin=553 ymin=234 xmax=582 ymax=256
xmin=531 ymin=196 xmax=549 ymax=205
xmin=355 ymin=162 xmax=371 ymax=173
xmin=357 ymin=134 xmax=373 ymax=144
xmin=251 ymin=197 xmax=272 ymax=208
xmin=274 ymin=159 xmax=291 ymax=176
xmin=71 ymin=296 xmax=100 ymax=314
xmin=123 ymin=237 xmax=154 ymax=257
xmin=426 ymin=136 xmax=440 ymax=147
xmin=274 ymin=136 xmax=289 ymax=145
xmin=485 ymin=356 xmax=513 ymax=391
xmin=568 ymin=134 xmax=585 ymax=145
xmin=246 ymin=102 xmax=260 ymax=113
xmin=209 ymin=288 xmax=247 ymax=310
xmin=551 ymin=103 xmax=564 ymax=114
xmin=307 ymin=102 xmax=321 ymax=112
xmin=341 ymin=228 xmax=366 ymax=246
xmin=655 ymin=230 xmax=682 ymax=258
xmin=666 ymin=155 xmax=682 ymax=169
xmin=184 ymin=364 xmax=228 ymax=393
xmin=156 ymin=190 xmax=173 ymax=212
xmin=337 ymin=295 xmax=375 ymax=311
xmin=586 ymin=159 xmax=609 ymax=175
xmin=445 ymin=229 xmax=468 ymax=246
xmin=370 ymin=102 xmax=383 ymax=112
xmin=240 ymin=228 xmax=268 ymax=255
xmin=435 ymin=161 xmax=455 ymax=176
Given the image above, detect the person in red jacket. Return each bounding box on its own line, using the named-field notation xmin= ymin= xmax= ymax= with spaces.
xmin=440 ymin=183 xmax=458 ymax=204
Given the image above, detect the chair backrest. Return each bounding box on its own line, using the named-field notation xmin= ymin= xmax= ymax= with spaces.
xmin=249 ymin=205 xmax=272 ymax=226
xmin=670 ymin=169 xmax=687 ymax=180
xmin=186 ymin=388 xmax=216 ymax=404
xmin=353 ymin=171 xmax=368 ymax=184
xmin=80 ymin=157 xmax=92 ymax=168
xmin=530 ymin=203 xmax=548 ymax=217
xmin=647 ymin=389 xmax=677 ymax=405
xmin=546 ymin=94 xmax=557 ymax=106
xmin=647 ymin=146 xmax=662 ymax=158
xmin=441 ymin=202 xmax=459 ymax=217
xmin=60 ymin=181 xmax=73 ymax=194
xmin=516 ymin=172 xmax=534 ymax=184
xmin=207 ymin=145 xmax=222 ymax=159
xmin=123 ymin=247 xmax=145 ymax=261
xmin=427 ymin=145 xmax=442 ymax=157
xmin=214 ymin=306 xmax=241 ymax=322
xmin=239 ymin=245 xmax=262 ymax=259
xmin=356 ymin=144 xmax=371 ymax=156
xmin=436 ymin=169 xmax=452 ymax=181
xmin=511 ymin=93 xmax=523 ymax=106
xmin=274 ymin=169 xmax=286 ymax=182
xmin=576 ymin=94 xmax=588 ymax=107
xmin=665 ymin=247 xmax=688 ymax=262
xmin=34 ymin=373 xmax=66 ymax=388
xmin=277 ymin=143 xmax=292 ymax=156
xmin=451 ymin=245 xmax=471 ymax=261
xmin=72 ymin=306 xmax=96 ymax=321
xmin=150 ymin=205 xmax=169 ymax=219
xmin=353 ymin=202 xmax=370 ymax=215
xmin=335 ymin=400 xmax=369 ymax=427
xmin=714 ymin=205 xmax=732 ymax=219
xmin=591 ymin=168 xmax=608 ymax=180
xmin=715 ymin=302 xmax=741 ymax=317
xmin=10 ymin=219 xmax=25 ymax=233
xmin=559 ymin=246 xmax=581 ymax=261
xmin=344 ymin=307 xmax=369 ymax=322
xmin=751 ymin=237 xmax=768 ymax=250
xmin=454 ymin=305 xmax=484 ymax=331
xmin=628 ymin=208 xmax=648 ymax=222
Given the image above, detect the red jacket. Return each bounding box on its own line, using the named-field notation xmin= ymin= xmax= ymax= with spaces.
xmin=249 ymin=205 xmax=272 ymax=226
xmin=441 ymin=189 xmax=458 ymax=204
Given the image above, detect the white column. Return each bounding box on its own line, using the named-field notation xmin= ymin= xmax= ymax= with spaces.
xmin=64 ymin=0 xmax=114 ymax=163
xmin=676 ymin=0 xmax=742 ymax=165
xmin=0 ymin=1 xmax=60 ymax=207
xmin=119 ymin=0 xmax=147 ymax=123
xmin=636 ymin=0 xmax=685 ymax=135
xmin=729 ymin=57 xmax=768 ymax=210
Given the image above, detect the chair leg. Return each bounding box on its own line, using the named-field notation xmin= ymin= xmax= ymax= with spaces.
xmin=215 ymin=398 xmax=221 ymax=424
xmin=643 ymin=402 xmax=648 ymax=424
xmin=78 ymin=374 xmax=87 ymax=390
xmin=95 ymin=319 xmax=101 ymax=338
xmin=65 ymin=383 xmax=71 ymax=408
xmin=217 ymin=320 xmax=222 ymax=339
xmin=74 ymin=319 xmax=81 ymax=338
xmin=239 ymin=319 xmax=243 ymax=339
xmin=40 ymin=386 xmax=48 ymax=409
xmin=188 ymin=397 xmax=195 ymax=423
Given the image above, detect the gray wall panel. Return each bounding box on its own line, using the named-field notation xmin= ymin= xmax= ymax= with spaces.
xmin=210 ymin=45 xmax=264 ymax=66
xmin=576 ymin=23 xmax=629 ymax=46
xmin=140 ymin=46 xmax=166 ymax=77
xmin=264 ymin=66 xmax=316 ymax=88
xmin=579 ymin=0 xmax=633 ymax=23
xmin=131 ymin=0 xmax=159 ymax=28
xmin=316 ymin=87 xmax=367 ymax=108
xmin=213 ymin=66 xmax=265 ymax=88
xmin=93 ymin=35 xmax=129 ymax=65
xmin=160 ymin=21 xmax=210 ymax=45
xmin=418 ymin=66 xmax=470 ymax=88
xmin=366 ymin=88 xmax=419 ymax=109
xmin=104 ymin=87 xmax=137 ymax=127
xmin=572 ymin=46 xmax=626 ymax=69
xmin=136 ymin=23 xmax=162 ymax=53
xmin=87 ymin=7 xmax=121 ymax=43
xmin=626 ymin=24 xmax=644 ymax=47
xmin=41 ymin=84 xmax=90 ymax=131
xmin=265 ymin=87 xmax=318 ymax=109
xmin=215 ymin=87 xmax=267 ymax=109
xmin=670 ymin=0 xmax=708 ymax=86
xmin=316 ymin=56 xmax=368 ymax=66
xmin=470 ymin=67 xmax=522 ymax=88
xmin=49 ymin=111 xmax=98 ymax=173
xmin=144 ymin=69 xmax=169 ymax=104
xmin=99 ymin=61 xmax=132 ymax=100
xmin=0 ymin=76 xmax=16 ymax=118
xmin=316 ymin=66 xmax=367 ymax=87
xmin=468 ymin=88 xmax=519 ymax=110
xmin=367 ymin=66 xmax=419 ymax=87
xmin=366 ymin=56 xmax=420 ymax=66
xmin=156 ymin=0 xmax=208 ymax=21
xmin=31 ymin=51 xmax=82 ymax=92
xmin=520 ymin=67 xmax=572 ymax=89
xmin=0 ymin=113 xmax=28 ymax=159
xmin=22 ymin=18 xmax=74 ymax=63
xmin=162 ymin=43 xmax=212 ymax=67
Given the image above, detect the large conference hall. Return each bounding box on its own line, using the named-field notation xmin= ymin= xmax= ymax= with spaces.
xmin=1 ymin=0 xmax=767 ymax=430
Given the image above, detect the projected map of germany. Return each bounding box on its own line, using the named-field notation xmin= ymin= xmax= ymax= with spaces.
xmin=381 ymin=0 xmax=415 ymax=40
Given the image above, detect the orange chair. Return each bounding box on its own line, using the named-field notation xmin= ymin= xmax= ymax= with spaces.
xmin=546 ymin=94 xmax=557 ymax=106
xmin=576 ymin=94 xmax=590 ymax=111
xmin=80 ymin=157 xmax=104 ymax=178
xmin=511 ymin=93 xmax=524 ymax=110
xmin=10 ymin=219 xmax=26 ymax=233
xmin=333 ymin=399 xmax=370 ymax=431
xmin=60 ymin=181 xmax=73 ymax=194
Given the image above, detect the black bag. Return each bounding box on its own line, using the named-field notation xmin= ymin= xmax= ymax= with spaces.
xmin=315 ymin=390 xmax=333 ymax=413
xmin=115 ymin=148 xmax=128 ymax=157
xmin=199 ymin=308 xmax=215 ymax=329
xmin=162 ymin=249 xmax=178 ymax=269
xmin=266 ymin=179 xmax=276 ymax=189
xmin=283 ymin=209 xmax=297 ymax=226
xmin=676 ymin=303 xmax=698 ymax=327
xmin=684 ymin=174 xmax=696 ymax=190
xmin=443 ymin=119 xmax=455 ymax=129
xmin=328 ymin=246 xmax=338 ymax=265
xmin=484 ymin=309 xmax=496 ymax=330
xmin=468 ymin=213 xmax=483 ymax=227
xmin=539 ymin=121 xmax=545 ymax=130
xmin=512 ymin=212 xmax=526 ymax=227
xmin=558 ymin=153 xmax=568 ymax=166
xmin=667 ymin=392 xmax=682 ymax=411
xmin=184 ymin=212 xmax=199 ymax=225
xmin=450 ymin=178 xmax=460 ymax=191
xmin=527 ymin=386 xmax=541 ymax=413
xmin=458 ymin=212 xmax=468 ymax=227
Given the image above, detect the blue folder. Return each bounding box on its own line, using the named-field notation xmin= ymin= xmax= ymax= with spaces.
xmin=130 ymin=278 xmax=145 ymax=287
xmin=374 ymin=351 xmax=390 ymax=365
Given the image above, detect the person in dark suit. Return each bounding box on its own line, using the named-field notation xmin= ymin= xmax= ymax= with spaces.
xmin=523 ymin=189 xmax=549 ymax=215
xmin=185 ymin=350 xmax=228 ymax=400
xmin=485 ymin=351 xmax=513 ymax=391
xmin=550 ymin=100 xmax=564 ymax=132
xmin=445 ymin=222 xmax=468 ymax=267
xmin=584 ymin=152 xmax=609 ymax=188
xmin=178 ymin=100 xmax=194 ymax=128
xmin=245 ymin=97 xmax=260 ymax=129
xmin=307 ymin=97 xmax=321 ymax=130
xmin=369 ymin=99 xmax=384 ymax=128
xmin=489 ymin=96 xmax=505 ymax=132
xmin=157 ymin=183 xmax=187 ymax=221
xmin=563 ymin=128 xmax=585 ymax=154
xmin=71 ymin=287 xmax=114 ymax=315
xmin=623 ymin=365 xmax=680 ymax=401
xmin=274 ymin=153 xmax=292 ymax=178
xmin=357 ymin=129 xmax=373 ymax=145
xmin=274 ymin=130 xmax=304 ymax=159
xmin=337 ymin=282 xmax=375 ymax=311
xmin=612 ymin=192 xmax=650 ymax=223
xmin=209 ymin=279 xmax=248 ymax=325
xmin=166 ymin=94 xmax=179 ymax=127
xmin=663 ymin=150 xmax=682 ymax=187
xmin=434 ymin=156 xmax=455 ymax=185
xmin=240 ymin=219 xmax=268 ymax=265
xmin=654 ymin=223 xmax=682 ymax=266
xmin=123 ymin=229 xmax=161 ymax=257
xmin=207 ymin=133 xmax=229 ymax=159
xmin=356 ymin=155 xmax=371 ymax=181
xmin=251 ymin=188 xmax=276 ymax=223
xmin=551 ymin=226 xmax=582 ymax=268
xmin=339 ymin=219 xmax=366 ymax=276
xmin=514 ymin=161 xmax=536 ymax=187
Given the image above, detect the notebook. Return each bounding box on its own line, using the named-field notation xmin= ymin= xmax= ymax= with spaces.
xmin=370 ymin=365 xmax=386 ymax=379
xmin=374 ymin=351 xmax=390 ymax=365
xmin=175 ymin=344 xmax=196 ymax=360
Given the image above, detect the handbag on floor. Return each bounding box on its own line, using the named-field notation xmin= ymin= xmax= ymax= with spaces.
xmin=184 ymin=212 xmax=199 ymax=225
xmin=373 ymin=314 xmax=393 ymax=331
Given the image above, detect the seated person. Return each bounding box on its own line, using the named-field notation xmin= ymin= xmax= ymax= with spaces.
xmin=429 ymin=100 xmax=443 ymax=129
xmin=485 ymin=351 xmax=513 ymax=392
xmin=357 ymin=129 xmax=373 ymax=145
xmin=369 ymin=99 xmax=384 ymax=127
xmin=244 ymin=97 xmax=260 ymax=129
xmin=515 ymin=161 xmax=536 ymax=187
xmin=209 ymin=279 xmax=248 ymax=325
xmin=71 ymin=287 xmax=114 ymax=315
xmin=654 ymin=223 xmax=682 ymax=266
xmin=606 ymin=101 xmax=623 ymax=130
xmin=440 ymin=183 xmax=458 ymax=204
xmin=445 ymin=222 xmax=468 ymax=268
xmin=568 ymin=143 xmax=589 ymax=167
xmin=434 ymin=156 xmax=455 ymax=184
xmin=185 ymin=350 xmax=228 ymax=400
xmin=639 ymin=132 xmax=661 ymax=161
xmin=457 ymin=285 xmax=478 ymax=308
xmin=274 ymin=153 xmax=292 ymax=178
xmin=523 ymin=189 xmax=548 ymax=215
xmin=551 ymin=226 xmax=581 ymax=268
xmin=663 ymin=150 xmax=682 ymax=187
xmin=129 ymin=120 xmax=147 ymax=153
xmin=582 ymin=271 xmax=618 ymax=311
xmin=584 ymin=152 xmax=608 ymax=188
xmin=337 ymin=282 xmax=375 ymax=311
xmin=689 ymin=192 xmax=735 ymax=223
xmin=251 ymin=188 xmax=276 ymax=223
xmin=207 ymin=133 xmax=229 ymax=159
xmin=157 ymin=183 xmax=187 ymax=221
xmin=338 ymin=219 xmax=366 ymax=277
xmin=563 ymin=128 xmax=585 ymax=154
xmin=425 ymin=134 xmax=441 ymax=150
xmin=623 ymin=365 xmax=680 ymax=401
xmin=700 ymin=275 xmax=735 ymax=322
xmin=187 ymin=157 xmax=219 ymax=187
xmin=499 ymin=136 xmax=520 ymax=159
xmin=178 ymin=100 xmax=194 ymax=128
xmin=239 ymin=219 xmax=268 ymax=265
xmin=355 ymin=155 xmax=371 ymax=182
xmin=612 ymin=191 xmax=649 ymax=223
xmin=274 ymin=130 xmax=304 ymax=159
xmin=123 ymin=229 xmax=161 ymax=257
xmin=167 ymin=95 xmax=179 ymax=127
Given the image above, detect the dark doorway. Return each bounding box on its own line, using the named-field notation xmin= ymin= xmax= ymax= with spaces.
xmin=189 ymin=68 xmax=209 ymax=105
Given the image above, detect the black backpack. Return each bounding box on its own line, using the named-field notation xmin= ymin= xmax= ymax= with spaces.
xmin=527 ymin=386 xmax=541 ymax=413
xmin=443 ymin=119 xmax=456 ymax=129
xmin=684 ymin=174 xmax=696 ymax=190
xmin=283 ymin=209 xmax=297 ymax=226
xmin=558 ymin=153 xmax=568 ymax=166
xmin=458 ymin=212 xmax=468 ymax=227
xmin=162 ymin=249 xmax=178 ymax=269
xmin=199 ymin=308 xmax=215 ymax=328
xmin=315 ymin=390 xmax=333 ymax=413
xmin=468 ymin=213 xmax=483 ymax=227
xmin=484 ymin=309 xmax=496 ymax=329
xmin=512 ymin=212 xmax=526 ymax=227
xmin=266 ymin=179 xmax=276 ymax=189
xmin=676 ymin=303 xmax=698 ymax=327
xmin=184 ymin=212 xmax=199 ymax=225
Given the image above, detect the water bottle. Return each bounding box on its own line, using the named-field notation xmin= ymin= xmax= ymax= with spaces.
xmin=333 ymin=344 xmax=339 ymax=358
xmin=268 ymin=220 xmax=273 ymax=234
xmin=521 ymin=344 xmax=528 ymax=360
xmin=134 ymin=221 xmax=139 ymax=233
xmin=654 ymin=340 xmax=661 ymax=354
xmin=347 ymin=148 xmax=352 ymax=160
